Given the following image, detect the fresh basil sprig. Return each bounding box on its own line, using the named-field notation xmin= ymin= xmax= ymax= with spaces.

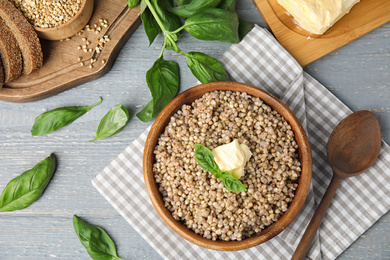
xmin=135 ymin=0 xmax=253 ymax=122
xmin=90 ymin=104 xmax=130 ymax=142
xmin=194 ymin=144 xmax=247 ymax=193
xmin=73 ymin=215 xmax=123 ymax=260
xmin=31 ymin=97 xmax=103 ymax=136
xmin=0 ymin=154 xmax=56 ymax=212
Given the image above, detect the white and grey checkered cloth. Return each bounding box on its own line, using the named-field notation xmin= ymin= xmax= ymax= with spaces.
xmin=92 ymin=25 xmax=390 ymax=260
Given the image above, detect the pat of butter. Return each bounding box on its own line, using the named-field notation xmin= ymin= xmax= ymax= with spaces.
xmin=212 ymin=139 xmax=252 ymax=179
xmin=277 ymin=0 xmax=360 ymax=35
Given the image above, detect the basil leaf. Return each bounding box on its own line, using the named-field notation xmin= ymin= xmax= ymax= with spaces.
xmin=220 ymin=172 xmax=247 ymax=192
xmin=136 ymin=100 xmax=155 ymax=122
xmin=0 ymin=154 xmax=56 ymax=212
xmin=141 ymin=5 xmax=161 ymax=45
xmin=173 ymin=0 xmax=192 ymax=5
xmin=90 ymin=104 xmax=129 ymax=142
xmin=194 ymin=143 xmax=221 ymax=175
xmin=73 ymin=215 xmax=123 ymax=260
xmin=141 ymin=0 xmax=181 ymax=46
xmin=170 ymin=0 xmax=221 ymax=18
xmin=127 ymin=0 xmax=140 ymax=8
xmin=194 ymin=144 xmax=246 ymax=192
xmin=238 ymin=17 xmax=253 ymax=41
xmin=152 ymin=0 xmax=181 ymax=32
xmin=140 ymin=0 xmax=147 ymax=12
xmin=184 ymin=8 xmax=239 ymax=43
xmin=137 ymin=57 xmax=179 ymax=122
xmin=31 ymin=97 xmax=102 ymax=136
xmin=185 ymin=51 xmax=229 ymax=83
xmin=217 ymin=0 xmax=235 ymax=12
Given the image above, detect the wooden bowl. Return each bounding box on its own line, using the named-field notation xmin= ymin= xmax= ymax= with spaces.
xmin=143 ymin=81 xmax=312 ymax=251
xmin=34 ymin=0 xmax=94 ymax=41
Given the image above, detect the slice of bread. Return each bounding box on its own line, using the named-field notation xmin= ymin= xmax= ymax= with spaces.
xmin=0 ymin=0 xmax=43 ymax=75
xmin=0 ymin=17 xmax=22 ymax=82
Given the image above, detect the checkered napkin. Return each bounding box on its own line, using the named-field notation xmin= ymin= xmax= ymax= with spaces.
xmin=92 ymin=25 xmax=390 ymax=260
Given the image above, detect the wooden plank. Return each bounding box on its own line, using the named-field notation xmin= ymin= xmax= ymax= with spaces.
xmin=0 ymin=0 xmax=141 ymax=102
xmin=0 ymin=0 xmax=389 ymax=259
xmin=253 ymin=0 xmax=390 ymax=66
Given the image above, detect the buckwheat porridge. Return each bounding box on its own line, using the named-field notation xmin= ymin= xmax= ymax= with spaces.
xmin=153 ymin=90 xmax=301 ymax=241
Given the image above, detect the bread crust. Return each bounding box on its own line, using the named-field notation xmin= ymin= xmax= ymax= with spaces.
xmin=0 ymin=59 xmax=4 ymax=88
xmin=0 ymin=0 xmax=43 ymax=75
xmin=0 ymin=17 xmax=22 ymax=82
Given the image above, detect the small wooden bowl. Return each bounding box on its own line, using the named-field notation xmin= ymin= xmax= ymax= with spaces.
xmin=143 ymin=81 xmax=312 ymax=251
xmin=34 ymin=0 xmax=94 ymax=41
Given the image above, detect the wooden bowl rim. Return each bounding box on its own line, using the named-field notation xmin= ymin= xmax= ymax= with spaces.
xmin=34 ymin=0 xmax=91 ymax=32
xmin=143 ymin=81 xmax=312 ymax=251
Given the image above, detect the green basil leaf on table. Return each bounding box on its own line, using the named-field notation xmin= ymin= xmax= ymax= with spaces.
xmin=0 ymin=154 xmax=56 ymax=212
xmin=127 ymin=0 xmax=140 ymax=8
xmin=170 ymin=0 xmax=221 ymax=18
xmin=90 ymin=104 xmax=129 ymax=142
xmin=220 ymin=172 xmax=247 ymax=192
xmin=73 ymin=215 xmax=123 ymax=260
xmin=184 ymin=8 xmax=240 ymax=43
xmin=185 ymin=51 xmax=229 ymax=83
xmin=194 ymin=144 xmax=247 ymax=192
xmin=137 ymin=57 xmax=179 ymax=122
xmin=31 ymin=97 xmax=102 ymax=136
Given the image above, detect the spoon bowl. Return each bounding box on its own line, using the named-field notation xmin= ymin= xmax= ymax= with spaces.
xmin=292 ymin=110 xmax=381 ymax=260
xmin=327 ymin=110 xmax=382 ymax=177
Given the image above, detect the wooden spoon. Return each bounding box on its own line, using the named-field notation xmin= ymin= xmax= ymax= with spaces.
xmin=291 ymin=110 xmax=382 ymax=260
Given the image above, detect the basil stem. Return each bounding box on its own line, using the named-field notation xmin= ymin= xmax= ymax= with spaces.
xmin=194 ymin=144 xmax=247 ymax=192
xmin=73 ymin=215 xmax=123 ymax=260
xmin=0 ymin=154 xmax=56 ymax=212
xmin=90 ymin=104 xmax=130 ymax=142
xmin=31 ymin=97 xmax=103 ymax=136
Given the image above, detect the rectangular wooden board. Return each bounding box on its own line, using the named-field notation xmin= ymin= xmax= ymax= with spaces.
xmin=0 ymin=0 xmax=141 ymax=102
xmin=253 ymin=0 xmax=390 ymax=66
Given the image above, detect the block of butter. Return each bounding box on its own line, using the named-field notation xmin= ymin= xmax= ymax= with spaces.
xmin=277 ymin=0 xmax=360 ymax=34
xmin=212 ymin=139 xmax=252 ymax=180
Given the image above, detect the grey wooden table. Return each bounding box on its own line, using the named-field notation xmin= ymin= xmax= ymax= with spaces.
xmin=0 ymin=1 xmax=389 ymax=259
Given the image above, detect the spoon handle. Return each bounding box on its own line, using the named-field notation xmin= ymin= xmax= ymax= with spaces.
xmin=291 ymin=174 xmax=344 ymax=260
